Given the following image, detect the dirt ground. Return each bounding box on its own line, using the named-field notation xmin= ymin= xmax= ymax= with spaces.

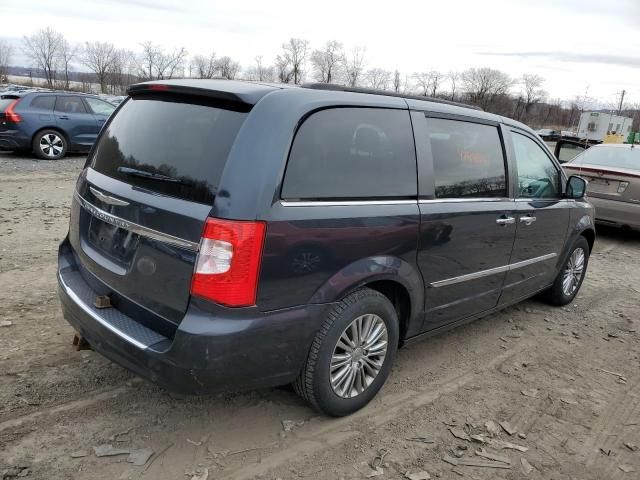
xmin=1 ymin=151 xmax=639 ymax=480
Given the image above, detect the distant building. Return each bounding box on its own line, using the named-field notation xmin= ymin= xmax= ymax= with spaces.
xmin=577 ymin=111 xmax=633 ymax=142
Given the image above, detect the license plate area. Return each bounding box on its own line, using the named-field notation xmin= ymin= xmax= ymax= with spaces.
xmin=587 ymin=177 xmax=617 ymax=194
xmin=87 ymin=216 xmax=139 ymax=267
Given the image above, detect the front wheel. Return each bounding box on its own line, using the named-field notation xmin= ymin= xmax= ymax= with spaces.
xmin=294 ymin=288 xmax=399 ymax=417
xmin=543 ymin=236 xmax=590 ymax=306
xmin=33 ymin=130 xmax=67 ymax=160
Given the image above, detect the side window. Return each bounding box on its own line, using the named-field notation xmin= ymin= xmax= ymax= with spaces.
xmin=282 ymin=108 xmax=416 ymax=199
xmin=30 ymin=96 xmax=56 ymax=110
xmin=54 ymin=96 xmax=88 ymax=114
xmin=511 ymin=132 xmax=560 ymax=199
xmin=85 ymin=97 xmax=116 ymax=116
xmin=426 ymin=117 xmax=507 ymax=199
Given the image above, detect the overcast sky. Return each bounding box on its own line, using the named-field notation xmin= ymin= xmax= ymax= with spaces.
xmin=2 ymin=0 xmax=639 ymax=106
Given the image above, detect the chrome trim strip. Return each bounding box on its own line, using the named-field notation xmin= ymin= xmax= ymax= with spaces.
xmin=89 ymin=186 xmax=130 ymax=207
xmin=58 ymin=272 xmax=149 ymax=350
xmin=280 ymin=199 xmax=417 ymax=207
xmin=419 ymin=197 xmax=511 ymax=204
xmin=74 ymin=192 xmax=200 ymax=252
xmin=430 ymin=253 xmax=557 ymax=288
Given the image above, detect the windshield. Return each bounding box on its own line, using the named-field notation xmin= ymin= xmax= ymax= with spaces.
xmin=90 ymin=95 xmax=247 ymax=205
xmin=570 ymin=146 xmax=640 ymax=171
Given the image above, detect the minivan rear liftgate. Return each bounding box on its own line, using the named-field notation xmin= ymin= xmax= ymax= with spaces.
xmin=61 ymin=87 xmax=249 ymax=344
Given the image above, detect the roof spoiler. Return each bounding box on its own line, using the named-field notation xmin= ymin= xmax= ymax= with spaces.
xmin=127 ymin=83 xmax=253 ymax=110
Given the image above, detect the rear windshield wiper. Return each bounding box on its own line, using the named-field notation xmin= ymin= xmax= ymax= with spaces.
xmin=117 ymin=167 xmax=184 ymax=184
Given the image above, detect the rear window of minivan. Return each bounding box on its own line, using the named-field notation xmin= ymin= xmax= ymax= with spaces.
xmin=91 ymin=95 xmax=247 ymax=205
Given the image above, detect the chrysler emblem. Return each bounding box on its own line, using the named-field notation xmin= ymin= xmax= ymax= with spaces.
xmin=89 ymin=186 xmax=130 ymax=206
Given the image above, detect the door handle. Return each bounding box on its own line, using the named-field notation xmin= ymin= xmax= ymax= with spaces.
xmin=58 ymin=115 xmax=69 ymax=120
xmin=519 ymin=215 xmax=537 ymax=225
xmin=496 ymin=216 xmax=515 ymax=226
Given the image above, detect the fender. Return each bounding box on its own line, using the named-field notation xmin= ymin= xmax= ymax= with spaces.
xmin=309 ymin=255 xmax=425 ymax=335
xmin=556 ymin=212 xmax=595 ymax=274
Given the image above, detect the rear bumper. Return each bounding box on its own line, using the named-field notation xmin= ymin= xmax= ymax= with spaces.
xmin=589 ymin=196 xmax=640 ymax=230
xmin=0 ymin=130 xmax=30 ymax=151
xmin=57 ymin=239 xmax=328 ymax=394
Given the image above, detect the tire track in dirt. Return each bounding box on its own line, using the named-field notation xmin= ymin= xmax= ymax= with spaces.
xmin=218 ymin=341 xmax=533 ymax=480
xmin=582 ymin=382 xmax=640 ymax=479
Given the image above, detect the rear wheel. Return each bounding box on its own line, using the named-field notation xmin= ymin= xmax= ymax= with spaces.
xmin=33 ymin=130 xmax=67 ymax=160
xmin=543 ymin=236 xmax=590 ymax=306
xmin=294 ymin=288 xmax=399 ymax=416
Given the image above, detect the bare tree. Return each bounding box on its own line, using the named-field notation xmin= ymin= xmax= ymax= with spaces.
xmin=429 ymin=70 xmax=443 ymax=97
xmin=518 ymin=73 xmax=546 ymax=122
xmin=281 ymin=38 xmax=309 ymax=84
xmin=82 ymin=41 xmax=117 ymax=93
xmin=107 ymin=49 xmax=137 ymax=94
xmin=158 ymin=47 xmax=188 ymax=79
xmin=0 ymin=39 xmax=13 ymax=83
xmin=310 ymin=40 xmax=344 ymax=83
xmin=275 ymin=54 xmax=293 ymax=83
xmin=413 ymin=72 xmax=431 ymax=96
xmin=138 ymin=42 xmax=187 ymax=81
xmin=23 ymin=28 xmax=64 ymax=87
xmin=214 ymin=56 xmax=240 ymax=79
xmin=138 ymin=41 xmax=159 ymax=81
xmin=345 ymin=46 xmax=366 ymax=87
xmin=461 ymin=67 xmax=512 ymax=110
xmin=57 ymin=39 xmax=76 ymax=90
xmin=447 ymin=71 xmax=460 ymax=101
xmin=393 ymin=69 xmax=402 ymax=93
xmin=366 ymin=68 xmax=392 ymax=90
xmin=192 ymin=52 xmax=216 ymax=79
xmin=245 ymin=56 xmax=275 ymax=82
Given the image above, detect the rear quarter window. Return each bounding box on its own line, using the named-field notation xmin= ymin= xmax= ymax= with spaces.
xmin=30 ymin=96 xmax=56 ymax=110
xmin=90 ymin=95 xmax=247 ymax=205
xmin=282 ymin=108 xmax=416 ymax=200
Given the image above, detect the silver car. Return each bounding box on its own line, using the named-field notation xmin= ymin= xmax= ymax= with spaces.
xmin=563 ymin=144 xmax=640 ymax=230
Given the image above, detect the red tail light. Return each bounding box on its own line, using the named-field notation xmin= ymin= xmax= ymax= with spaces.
xmin=4 ymin=99 xmax=22 ymax=123
xmin=191 ymin=218 xmax=266 ymax=307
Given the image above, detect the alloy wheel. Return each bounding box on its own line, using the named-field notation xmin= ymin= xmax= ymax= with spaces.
xmin=39 ymin=133 xmax=64 ymax=158
xmin=330 ymin=313 xmax=388 ymax=399
xmin=562 ymin=247 xmax=585 ymax=296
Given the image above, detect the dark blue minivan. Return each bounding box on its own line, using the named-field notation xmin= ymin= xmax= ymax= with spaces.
xmin=57 ymin=79 xmax=595 ymax=416
xmin=0 ymin=91 xmax=115 ymax=159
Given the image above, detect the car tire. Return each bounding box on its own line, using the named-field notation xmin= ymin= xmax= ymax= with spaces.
xmin=542 ymin=236 xmax=590 ymax=306
xmin=32 ymin=130 xmax=67 ymax=160
xmin=294 ymin=288 xmax=399 ymax=417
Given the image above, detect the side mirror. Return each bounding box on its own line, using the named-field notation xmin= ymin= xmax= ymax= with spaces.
xmin=566 ymin=175 xmax=587 ymax=199
xmin=554 ymin=140 xmax=588 ymax=163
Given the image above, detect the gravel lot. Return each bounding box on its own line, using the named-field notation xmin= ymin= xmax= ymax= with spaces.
xmin=1 ymin=151 xmax=639 ymax=480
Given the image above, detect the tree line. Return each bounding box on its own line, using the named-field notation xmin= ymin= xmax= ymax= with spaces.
xmin=0 ymin=29 xmax=638 ymax=130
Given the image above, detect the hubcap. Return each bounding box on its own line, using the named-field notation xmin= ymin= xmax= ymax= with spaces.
xmin=39 ymin=134 xmax=63 ymax=157
xmin=562 ymin=247 xmax=585 ymax=296
xmin=330 ymin=314 xmax=388 ymax=399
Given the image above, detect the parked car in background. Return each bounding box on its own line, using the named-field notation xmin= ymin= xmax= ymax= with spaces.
xmin=58 ymin=79 xmax=595 ymax=416
xmin=563 ymin=144 xmax=640 ymax=230
xmin=99 ymin=94 xmax=127 ymax=106
xmin=536 ymin=128 xmax=561 ymax=140
xmin=0 ymin=91 xmax=116 ymax=159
